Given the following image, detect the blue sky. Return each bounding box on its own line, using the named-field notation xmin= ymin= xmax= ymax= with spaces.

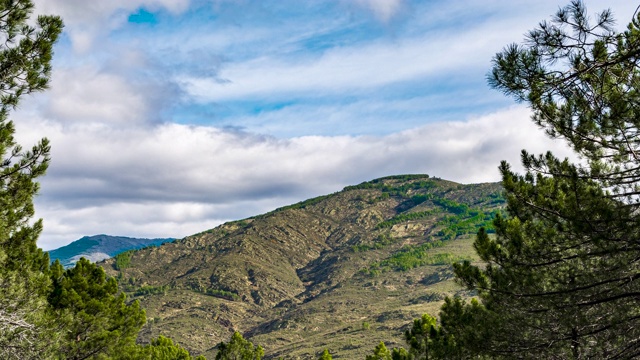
xmin=24 ymin=0 xmax=637 ymax=250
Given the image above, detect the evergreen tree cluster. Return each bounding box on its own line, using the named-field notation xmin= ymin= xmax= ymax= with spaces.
xmin=366 ymin=1 xmax=640 ymax=359
xmin=0 ymin=1 xmax=203 ymax=359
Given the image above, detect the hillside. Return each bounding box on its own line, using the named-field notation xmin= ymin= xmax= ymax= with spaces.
xmin=101 ymin=175 xmax=504 ymax=359
xmin=48 ymin=234 xmax=174 ymax=268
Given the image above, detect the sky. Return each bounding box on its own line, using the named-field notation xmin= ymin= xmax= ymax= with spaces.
xmin=22 ymin=0 xmax=637 ymax=250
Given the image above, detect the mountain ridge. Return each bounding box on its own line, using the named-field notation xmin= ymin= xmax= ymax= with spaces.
xmin=48 ymin=234 xmax=175 ymax=268
xmin=101 ymin=175 xmax=504 ymax=359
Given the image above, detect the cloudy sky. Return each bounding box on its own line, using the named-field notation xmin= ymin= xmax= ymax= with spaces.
xmin=22 ymin=0 xmax=636 ymax=250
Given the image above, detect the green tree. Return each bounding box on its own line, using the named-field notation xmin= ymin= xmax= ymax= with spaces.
xmin=390 ymin=348 xmax=410 ymax=360
xmin=119 ymin=335 xmax=207 ymax=360
xmin=0 ymin=2 xmax=201 ymax=359
xmin=48 ymin=258 xmax=147 ymax=359
xmin=0 ymin=0 xmax=63 ymax=358
xmin=404 ymin=314 xmax=438 ymax=359
xmin=449 ymin=1 xmax=640 ymax=358
xmin=318 ymin=349 xmax=332 ymax=360
xmin=402 ymin=313 xmax=457 ymax=360
xmin=366 ymin=342 xmax=392 ymax=360
xmin=216 ymin=331 xmax=264 ymax=360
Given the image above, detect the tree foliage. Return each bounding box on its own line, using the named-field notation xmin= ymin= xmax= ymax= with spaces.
xmin=118 ymin=335 xmax=206 ymax=360
xmin=48 ymin=258 xmax=147 ymax=359
xmin=216 ymin=331 xmax=264 ymax=360
xmin=0 ymin=1 xmax=62 ymax=358
xmin=0 ymin=1 xmax=202 ymax=359
xmin=317 ymin=349 xmax=332 ymax=360
xmin=366 ymin=342 xmax=393 ymax=360
xmin=446 ymin=1 xmax=640 ymax=359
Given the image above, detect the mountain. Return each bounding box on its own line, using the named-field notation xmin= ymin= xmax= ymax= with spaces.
xmin=101 ymin=175 xmax=504 ymax=359
xmin=48 ymin=234 xmax=175 ymax=268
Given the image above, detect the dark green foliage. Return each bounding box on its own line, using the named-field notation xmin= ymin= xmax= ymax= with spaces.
xmin=436 ymin=210 xmax=498 ymax=240
xmin=351 ymin=233 xmax=396 ymax=252
xmin=204 ymin=288 xmax=240 ymax=301
xmin=118 ymin=336 xmax=206 ymax=360
xmin=344 ymin=175 xmax=431 ymax=192
xmin=404 ymin=314 xmax=441 ymax=359
xmin=365 ymin=234 xmax=472 ymax=274
xmin=432 ymin=198 xmax=469 ymax=215
xmin=369 ymin=314 xmax=458 ymax=360
xmin=436 ymin=296 xmax=491 ymax=359
xmin=114 ymin=249 xmax=134 ymax=270
xmin=366 ymin=342 xmax=392 ymax=360
xmin=443 ymin=2 xmax=640 ymax=358
xmin=216 ymin=331 xmax=264 ymax=360
xmin=48 ymin=258 xmax=147 ymax=359
xmin=365 ymin=342 xmax=417 ymax=360
xmin=0 ymin=2 xmax=63 ymax=358
xmin=0 ymin=2 xmax=201 ymax=359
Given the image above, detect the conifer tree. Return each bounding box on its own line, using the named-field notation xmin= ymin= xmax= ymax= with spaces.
xmin=318 ymin=349 xmax=332 ymax=360
xmin=120 ymin=335 xmax=207 ymax=360
xmin=0 ymin=2 xmax=202 ymax=359
xmin=215 ymin=331 xmax=264 ymax=360
xmin=0 ymin=1 xmax=62 ymax=358
xmin=48 ymin=258 xmax=147 ymax=359
xmin=449 ymin=1 xmax=640 ymax=358
xmin=366 ymin=342 xmax=392 ymax=360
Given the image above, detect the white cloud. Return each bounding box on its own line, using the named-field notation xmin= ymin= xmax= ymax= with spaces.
xmin=20 ymin=0 xmax=634 ymax=253
xmin=21 ymin=105 xmax=574 ymax=250
xmin=350 ymin=0 xmax=405 ymax=22
xmin=43 ymin=67 xmax=151 ymax=125
xmin=33 ymin=0 xmax=191 ymax=52
xmin=179 ymin=14 xmax=530 ymax=103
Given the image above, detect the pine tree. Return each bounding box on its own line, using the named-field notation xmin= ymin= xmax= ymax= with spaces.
xmin=403 ymin=314 xmax=439 ymax=360
xmin=449 ymin=1 xmax=640 ymax=358
xmin=215 ymin=331 xmax=264 ymax=360
xmin=48 ymin=258 xmax=147 ymax=359
xmin=0 ymin=1 xmax=63 ymax=358
xmin=318 ymin=349 xmax=332 ymax=360
xmin=119 ymin=335 xmax=207 ymax=360
xmin=366 ymin=342 xmax=392 ymax=360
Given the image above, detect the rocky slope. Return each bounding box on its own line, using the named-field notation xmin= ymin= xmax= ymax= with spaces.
xmin=101 ymin=175 xmax=504 ymax=359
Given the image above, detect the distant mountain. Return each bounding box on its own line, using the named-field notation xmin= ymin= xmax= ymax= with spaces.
xmin=48 ymin=234 xmax=175 ymax=268
xmin=101 ymin=175 xmax=504 ymax=359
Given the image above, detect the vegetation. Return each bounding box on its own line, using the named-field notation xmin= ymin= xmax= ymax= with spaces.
xmin=365 ymin=314 xmax=456 ymax=360
xmin=344 ymin=174 xmax=431 ymax=191
xmin=215 ymin=331 xmax=264 ymax=360
xmin=114 ymin=249 xmax=134 ymax=270
xmin=0 ymin=2 xmax=64 ymax=357
xmin=317 ymin=349 xmax=333 ymax=360
xmin=407 ymin=2 xmax=640 ymax=359
xmin=48 ymin=258 xmax=146 ymax=359
xmin=436 ymin=210 xmax=498 ymax=240
xmin=121 ymin=336 xmax=206 ymax=360
xmin=0 ymin=2 xmax=201 ymax=358
xmin=366 ymin=241 xmax=468 ymax=275
xmin=273 ymin=193 xmax=334 ymax=212
xmin=351 ymin=233 xmax=396 ymax=252
xmin=97 ymin=173 xmax=499 ymax=358
xmin=134 ymin=284 xmax=169 ymax=296
xmin=203 ymin=288 xmax=240 ymax=301
xmin=376 ymin=210 xmax=438 ymax=229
